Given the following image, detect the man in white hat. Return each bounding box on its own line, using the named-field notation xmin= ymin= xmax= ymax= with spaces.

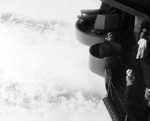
xmin=124 ymin=69 xmax=135 ymax=101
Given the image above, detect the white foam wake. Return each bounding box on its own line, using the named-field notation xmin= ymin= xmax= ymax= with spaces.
xmin=0 ymin=0 xmax=110 ymax=121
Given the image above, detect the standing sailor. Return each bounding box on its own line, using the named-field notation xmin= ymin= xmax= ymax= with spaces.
xmin=124 ymin=69 xmax=135 ymax=102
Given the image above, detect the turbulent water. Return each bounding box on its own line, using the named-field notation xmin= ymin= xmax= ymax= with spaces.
xmin=0 ymin=0 xmax=111 ymax=121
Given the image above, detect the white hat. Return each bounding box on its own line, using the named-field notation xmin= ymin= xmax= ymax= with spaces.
xmin=126 ymin=69 xmax=132 ymax=75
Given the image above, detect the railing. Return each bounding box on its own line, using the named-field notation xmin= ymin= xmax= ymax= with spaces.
xmin=103 ymin=80 xmax=137 ymax=121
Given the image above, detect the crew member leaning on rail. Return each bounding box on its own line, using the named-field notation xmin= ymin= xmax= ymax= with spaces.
xmin=124 ymin=69 xmax=135 ymax=102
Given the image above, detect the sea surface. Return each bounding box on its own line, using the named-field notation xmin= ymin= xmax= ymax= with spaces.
xmin=0 ymin=0 xmax=111 ymax=121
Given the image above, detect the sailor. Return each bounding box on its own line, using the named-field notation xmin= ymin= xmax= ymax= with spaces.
xmin=136 ymin=28 xmax=148 ymax=59
xmin=99 ymin=32 xmax=113 ymax=58
xmin=99 ymin=32 xmax=121 ymax=58
xmin=136 ymin=20 xmax=150 ymax=62
xmin=124 ymin=69 xmax=135 ymax=102
xmin=138 ymin=21 xmax=150 ymax=88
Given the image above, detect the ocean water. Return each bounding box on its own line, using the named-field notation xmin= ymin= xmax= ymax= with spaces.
xmin=0 ymin=0 xmax=111 ymax=121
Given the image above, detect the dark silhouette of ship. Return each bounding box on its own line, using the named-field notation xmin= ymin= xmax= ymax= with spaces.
xmin=75 ymin=0 xmax=150 ymax=121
